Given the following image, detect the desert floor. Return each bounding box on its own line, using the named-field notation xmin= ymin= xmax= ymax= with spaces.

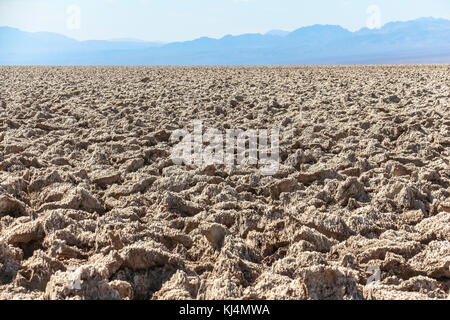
xmin=0 ymin=66 xmax=449 ymax=300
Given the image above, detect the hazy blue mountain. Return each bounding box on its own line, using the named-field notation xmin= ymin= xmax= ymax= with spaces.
xmin=1 ymin=17 xmax=449 ymax=65
xmin=107 ymin=38 xmax=165 ymax=47
xmin=107 ymin=37 xmax=146 ymax=42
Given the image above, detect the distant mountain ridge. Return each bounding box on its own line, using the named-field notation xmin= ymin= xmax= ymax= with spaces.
xmin=1 ymin=17 xmax=450 ymax=65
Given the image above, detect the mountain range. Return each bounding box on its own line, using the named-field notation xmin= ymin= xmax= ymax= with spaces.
xmin=1 ymin=17 xmax=450 ymax=65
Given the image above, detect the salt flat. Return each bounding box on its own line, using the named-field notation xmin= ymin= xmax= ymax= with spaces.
xmin=0 ymin=66 xmax=449 ymax=300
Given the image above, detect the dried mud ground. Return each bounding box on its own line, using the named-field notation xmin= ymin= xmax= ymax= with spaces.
xmin=0 ymin=66 xmax=449 ymax=300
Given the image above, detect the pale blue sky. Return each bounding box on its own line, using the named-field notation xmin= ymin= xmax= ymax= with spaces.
xmin=1 ymin=0 xmax=449 ymax=42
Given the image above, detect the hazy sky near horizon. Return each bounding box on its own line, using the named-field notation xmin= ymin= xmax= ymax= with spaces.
xmin=1 ymin=0 xmax=450 ymax=42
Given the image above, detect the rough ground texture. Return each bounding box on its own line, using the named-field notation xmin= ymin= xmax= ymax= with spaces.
xmin=0 ymin=66 xmax=449 ymax=300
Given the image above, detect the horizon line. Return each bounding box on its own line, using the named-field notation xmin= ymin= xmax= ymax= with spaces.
xmin=1 ymin=16 xmax=447 ymax=44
